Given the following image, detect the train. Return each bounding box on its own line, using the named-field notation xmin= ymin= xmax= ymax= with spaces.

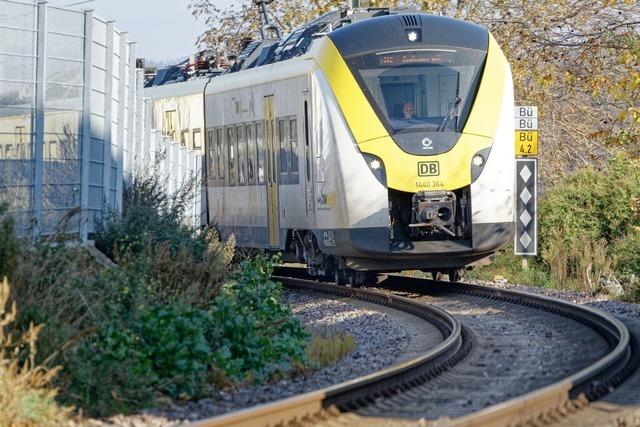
xmin=144 ymin=6 xmax=515 ymax=286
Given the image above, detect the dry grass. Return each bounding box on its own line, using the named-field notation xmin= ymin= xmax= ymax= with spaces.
xmin=0 ymin=277 xmax=71 ymax=427
xmin=543 ymin=228 xmax=613 ymax=292
xmin=305 ymin=327 xmax=356 ymax=370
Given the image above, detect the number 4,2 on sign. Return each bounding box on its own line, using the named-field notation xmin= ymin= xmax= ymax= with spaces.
xmin=515 ymin=131 xmax=538 ymax=156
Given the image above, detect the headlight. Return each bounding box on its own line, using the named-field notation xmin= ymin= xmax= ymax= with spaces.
xmin=362 ymin=153 xmax=387 ymax=186
xmin=369 ymin=158 xmax=382 ymax=170
xmin=471 ymin=147 xmax=491 ymax=183
xmin=472 ymin=154 xmax=485 ymax=167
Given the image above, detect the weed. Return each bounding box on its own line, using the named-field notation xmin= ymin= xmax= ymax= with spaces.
xmin=305 ymin=327 xmax=356 ymax=370
xmin=0 ymin=203 xmax=21 ymax=280
xmin=0 ymin=278 xmax=71 ymax=427
xmin=466 ymin=247 xmax=553 ymax=288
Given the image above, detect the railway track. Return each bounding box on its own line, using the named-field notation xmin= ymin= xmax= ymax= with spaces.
xmin=190 ymin=271 xmax=635 ymax=427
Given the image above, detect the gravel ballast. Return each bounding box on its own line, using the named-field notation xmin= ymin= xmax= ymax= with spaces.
xmin=88 ymin=289 xmax=442 ymax=427
xmin=469 ymin=279 xmax=640 ymax=427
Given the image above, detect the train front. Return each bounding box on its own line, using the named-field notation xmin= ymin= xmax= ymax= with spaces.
xmin=315 ymin=13 xmax=515 ymax=271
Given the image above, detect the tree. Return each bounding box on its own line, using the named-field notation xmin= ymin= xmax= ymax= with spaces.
xmin=189 ymin=0 xmax=640 ymax=182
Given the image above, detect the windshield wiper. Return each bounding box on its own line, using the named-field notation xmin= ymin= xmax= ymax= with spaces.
xmin=438 ymin=96 xmax=462 ymax=132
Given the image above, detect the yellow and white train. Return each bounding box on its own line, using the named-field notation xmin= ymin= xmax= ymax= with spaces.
xmin=146 ymin=8 xmax=515 ymax=285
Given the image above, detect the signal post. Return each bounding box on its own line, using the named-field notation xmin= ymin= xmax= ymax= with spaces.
xmin=514 ymin=106 xmax=538 ymax=269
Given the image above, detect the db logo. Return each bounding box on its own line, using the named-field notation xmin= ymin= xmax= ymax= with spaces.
xmin=418 ymin=161 xmax=440 ymax=177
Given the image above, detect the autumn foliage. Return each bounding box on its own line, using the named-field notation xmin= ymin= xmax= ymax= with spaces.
xmin=189 ymin=0 xmax=640 ymax=183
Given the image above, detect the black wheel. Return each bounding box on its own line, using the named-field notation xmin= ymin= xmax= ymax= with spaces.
xmin=434 ymin=271 xmax=447 ymax=281
xmin=448 ymin=268 xmax=463 ymax=282
xmin=365 ymin=271 xmax=378 ymax=286
xmin=347 ymin=273 xmax=356 ymax=287
xmin=334 ymin=269 xmax=345 ymax=286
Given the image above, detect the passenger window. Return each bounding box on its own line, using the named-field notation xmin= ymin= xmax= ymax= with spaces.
xmin=227 ymin=127 xmax=236 ymax=185
xmin=193 ymin=129 xmax=202 ymax=150
xmin=256 ymin=122 xmax=265 ymax=184
xmin=289 ymin=118 xmax=299 ymax=178
xmin=216 ymin=129 xmax=224 ymax=179
xmin=163 ymin=110 xmax=176 ymax=140
xmin=180 ymin=130 xmax=189 ymax=147
xmin=237 ymin=125 xmax=246 ymax=185
xmin=207 ymin=130 xmax=216 ymax=180
xmin=246 ymin=124 xmax=256 ymax=184
xmin=278 ymin=119 xmax=288 ymax=176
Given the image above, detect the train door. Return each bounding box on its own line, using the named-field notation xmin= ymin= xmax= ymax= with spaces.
xmin=302 ymin=92 xmax=315 ymax=218
xmin=264 ymin=95 xmax=280 ymax=248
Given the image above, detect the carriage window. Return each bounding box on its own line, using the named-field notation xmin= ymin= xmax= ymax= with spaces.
xmin=278 ymin=119 xmax=288 ymax=176
xmin=163 ymin=110 xmax=176 ymax=140
xmin=237 ymin=125 xmax=246 ymax=185
xmin=216 ymin=129 xmax=224 ymax=179
xmin=180 ymin=130 xmax=189 ymax=147
xmin=207 ymin=130 xmax=216 ymax=180
xmin=256 ymin=122 xmax=265 ymax=184
xmin=193 ymin=129 xmax=202 ymax=150
xmin=289 ymin=118 xmax=299 ymax=177
xmin=246 ymin=124 xmax=256 ymax=184
xmin=227 ymin=127 xmax=236 ymax=185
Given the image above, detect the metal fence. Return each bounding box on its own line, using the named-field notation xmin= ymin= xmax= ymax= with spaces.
xmin=0 ymin=0 xmax=202 ymax=241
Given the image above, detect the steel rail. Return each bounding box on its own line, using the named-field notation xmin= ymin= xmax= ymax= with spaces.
xmin=190 ymin=275 xmax=467 ymax=427
xmin=380 ymin=275 xmax=634 ymax=426
xmin=190 ymin=270 xmax=634 ymax=427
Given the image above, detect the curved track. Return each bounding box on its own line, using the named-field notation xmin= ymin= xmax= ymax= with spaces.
xmin=190 ymin=271 xmax=635 ymax=427
xmin=192 ymin=275 xmax=468 ymax=427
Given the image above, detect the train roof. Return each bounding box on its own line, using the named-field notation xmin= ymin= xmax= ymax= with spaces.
xmin=144 ymin=78 xmax=209 ymax=99
xmin=146 ymin=6 xmax=423 ymax=88
xmin=145 ymin=7 xmax=489 ymax=93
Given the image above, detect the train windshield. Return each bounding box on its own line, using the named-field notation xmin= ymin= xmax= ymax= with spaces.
xmin=346 ymin=48 xmax=486 ymax=134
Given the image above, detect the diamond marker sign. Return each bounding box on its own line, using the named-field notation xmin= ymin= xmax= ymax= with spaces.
xmin=515 ymin=158 xmax=537 ymax=256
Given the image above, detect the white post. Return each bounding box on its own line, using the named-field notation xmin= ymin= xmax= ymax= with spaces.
xmin=79 ymin=9 xmax=94 ymax=242
xmin=102 ymin=21 xmax=115 ymax=212
xmin=144 ymin=98 xmax=152 ymax=169
xmin=33 ymin=1 xmax=47 ymax=239
xmin=126 ymin=41 xmax=136 ymax=175
xmin=115 ymin=32 xmax=127 ymax=213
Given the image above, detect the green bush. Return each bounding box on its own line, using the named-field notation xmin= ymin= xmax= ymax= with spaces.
xmin=5 ymin=172 xmax=308 ymax=417
xmin=95 ymin=170 xmax=233 ymax=307
xmin=609 ymin=230 xmax=640 ymax=301
xmin=0 ymin=203 xmax=21 ymax=280
xmin=538 ymin=154 xmax=640 ymax=290
xmin=211 ymin=255 xmax=308 ymax=383
xmin=95 ymin=171 xmax=204 ymax=260
xmin=66 ymin=305 xmax=215 ymax=416
xmin=539 ymin=154 xmax=640 ymax=249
